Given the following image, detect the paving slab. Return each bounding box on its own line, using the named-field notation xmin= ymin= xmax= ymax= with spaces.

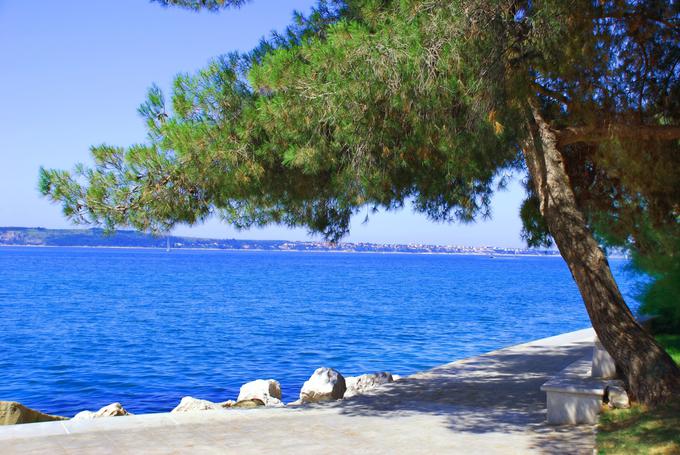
xmin=0 ymin=328 xmax=597 ymax=454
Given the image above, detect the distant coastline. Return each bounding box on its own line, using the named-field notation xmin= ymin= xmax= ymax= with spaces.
xmin=0 ymin=244 xmax=572 ymax=257
xmin=0 ymin=226 xmax=563 ymax=257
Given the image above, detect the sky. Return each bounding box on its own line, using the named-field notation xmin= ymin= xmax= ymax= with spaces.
xmin=0 ymin=0 xmax=528 ymax=247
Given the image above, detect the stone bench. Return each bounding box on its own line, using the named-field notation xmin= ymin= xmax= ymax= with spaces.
xmin=591 ymin=338 xmax=617 ymax=379
xmin=540 ymin=337 xmax=625 ymax=425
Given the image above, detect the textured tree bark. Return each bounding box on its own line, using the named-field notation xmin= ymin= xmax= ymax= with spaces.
xmin=522 ymin=100 xmax=680 ymax=405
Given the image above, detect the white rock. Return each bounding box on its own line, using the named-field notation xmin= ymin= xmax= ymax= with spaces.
xmin=344 ymin=372 xmax=394 ymax=398
xmin=300 ymin=367 xmax=346 ymax=403
xmin=237 ymin=379 xmax=284 ymax=407
xmin=171 ymin=396 xmax=222 ymax=413
xmin=73 ymin=402 xmax=130 ymax=420
xmin=392 ymin=374 xmax=402 ymax=381
xmin=606 ymin=385 xmax=630 ymax=409
xmin=73 ymin=410 xmax=96 ymax=420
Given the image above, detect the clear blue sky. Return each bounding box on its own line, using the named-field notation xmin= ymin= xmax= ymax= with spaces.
xmin=0 ymin=0 xmax=528 ymax=247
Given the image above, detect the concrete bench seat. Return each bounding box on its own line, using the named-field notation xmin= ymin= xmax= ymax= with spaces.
xmin=540 ymin=358 xmax=623 ymax=425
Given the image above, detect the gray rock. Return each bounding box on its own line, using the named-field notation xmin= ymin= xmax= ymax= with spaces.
xmin=300 ymin=367 xmax=346 ymax=403
xmin=606 ymin=384 xmax=630 ymax=409
xmin=344 ymin=372 xmax=394 ymax=398
xmin=171 ymin=397 xmax=222 ymax=413
xmin=0 ymin=401 xmax=67 ymax=425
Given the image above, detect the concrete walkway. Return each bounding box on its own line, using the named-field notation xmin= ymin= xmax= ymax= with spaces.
xmin=0 ymin=329 xmax=597 ymax=454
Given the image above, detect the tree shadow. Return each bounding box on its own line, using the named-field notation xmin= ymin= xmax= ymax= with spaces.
xmin=325 ymin=338 xmax=596 ymax=453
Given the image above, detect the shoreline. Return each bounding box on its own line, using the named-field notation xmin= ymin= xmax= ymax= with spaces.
xmin=2 ymin=327 xmax=593 ymax=420
xmin=0 ymin=244 xmax=581 ymax=258
xmin=0 ymin=327 xmax=598 ymax=454
xmin=0 ymin=244 xmax=630 ymax=259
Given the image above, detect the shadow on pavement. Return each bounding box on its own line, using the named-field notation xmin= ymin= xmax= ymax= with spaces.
xmin=331 ymin=339 xmax=596 ymax=453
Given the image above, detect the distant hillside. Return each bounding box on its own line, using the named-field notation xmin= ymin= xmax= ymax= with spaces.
xmin=0 ymin=227 xmax=560 ymax=256
xmin=0 ymin=227 xmax=284 ymax=250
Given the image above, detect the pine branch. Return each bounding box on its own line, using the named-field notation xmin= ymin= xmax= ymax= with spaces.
xmin=558 ymin=124 xmax=680 ymax=147
xmin=151 ymin=0 xmax=249 ymax=12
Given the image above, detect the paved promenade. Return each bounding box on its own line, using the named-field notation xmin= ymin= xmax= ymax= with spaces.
xmin=0 ymin=328 xmax=597 ymax=454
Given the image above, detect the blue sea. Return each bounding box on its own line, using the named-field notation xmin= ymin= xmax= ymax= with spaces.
xmin=0 ymin=247 xmax=643 ymax=416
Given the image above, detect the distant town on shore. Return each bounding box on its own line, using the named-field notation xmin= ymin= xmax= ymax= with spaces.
xmin=0 ymin=226 xmax=561 ymax=256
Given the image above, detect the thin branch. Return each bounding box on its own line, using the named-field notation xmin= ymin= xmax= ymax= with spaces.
xmin=558 ymin=124 xmax=680 ymax=147
xmin=532 ymin=81 xmax=571 ymax=107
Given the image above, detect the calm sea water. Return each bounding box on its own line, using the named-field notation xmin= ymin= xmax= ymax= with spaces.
xmin=0 ymin=247 xmax=643 ymax=416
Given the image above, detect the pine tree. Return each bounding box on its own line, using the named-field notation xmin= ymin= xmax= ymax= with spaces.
xmin=40 ymin=0 xmax=680 ymax=404
xmin=152 ymin=0 xmax=249 ymax=11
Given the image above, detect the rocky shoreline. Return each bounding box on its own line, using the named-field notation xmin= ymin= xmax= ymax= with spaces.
xmin=0 ymin=367 xmax=400 ymax=425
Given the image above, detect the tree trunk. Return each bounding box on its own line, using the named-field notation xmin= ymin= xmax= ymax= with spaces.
xmin=522 ymin=100 xmax=680 ymax=405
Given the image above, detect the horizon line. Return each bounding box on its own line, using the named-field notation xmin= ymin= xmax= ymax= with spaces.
xmin=1 ymin=225 xmax=563 ymax=252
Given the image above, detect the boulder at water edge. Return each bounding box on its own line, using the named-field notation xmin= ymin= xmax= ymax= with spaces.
xmin=171 ymin=397 xmax=223 ymax=413
xmin=344 ymin=372 xmax=394 ymax=398
xmin=237 ymin=379 xmax=284 ymax=407
xmin=299 ymin=367 xmax=346 ymax=403
xmin=0 ymin=401 xmax=67 ymax=425
xmin=73 ymin=402 xmax=131 ymax=420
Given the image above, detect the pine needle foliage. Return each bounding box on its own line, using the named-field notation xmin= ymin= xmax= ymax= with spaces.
xmin=41 ymin=0 xmax=679 ymax=251
xmin=152 ymin=0 xmax=249 ymax=11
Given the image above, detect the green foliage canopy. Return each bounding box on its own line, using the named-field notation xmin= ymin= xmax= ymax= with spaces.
xmin=152 ymin=0 xmax=249 ymax=11
xmin=40 ymin=0 xmax=679 ymax=249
